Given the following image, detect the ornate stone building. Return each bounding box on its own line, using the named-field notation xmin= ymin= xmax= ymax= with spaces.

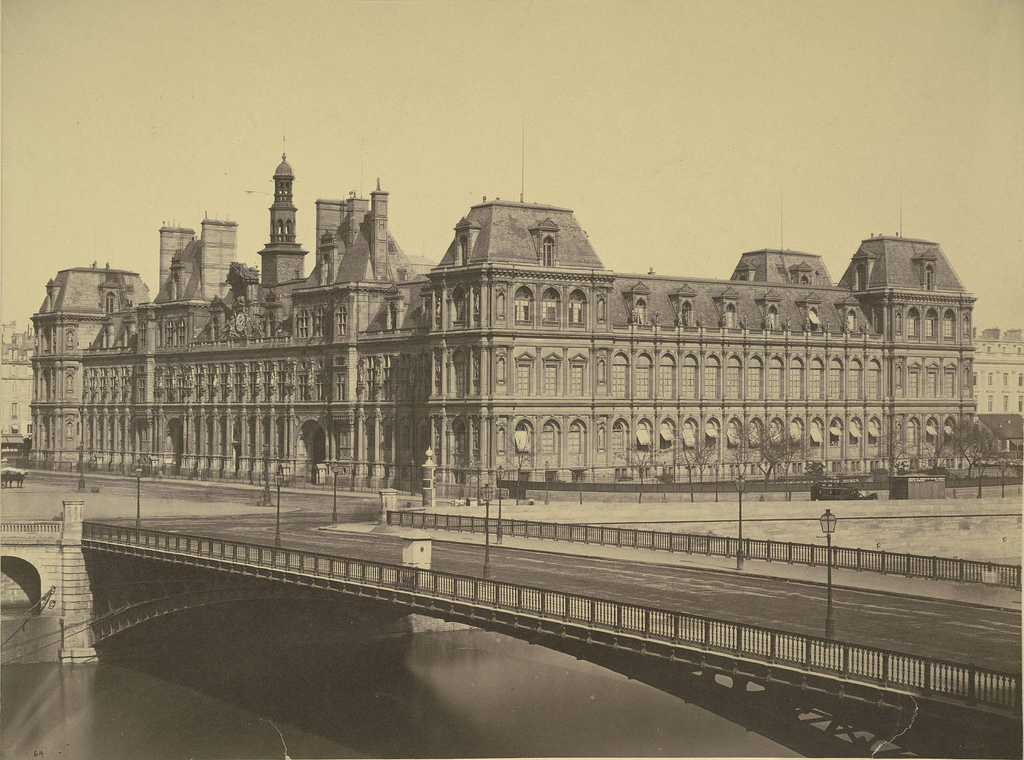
xmin=2 ymin=321 xmax=35 ymax=458
xmin=30 ymin=156 xmax=977 ymax=488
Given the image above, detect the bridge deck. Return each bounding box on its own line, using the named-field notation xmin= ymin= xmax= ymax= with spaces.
xmin=82 ymin=521 xmax=1021 ymax=718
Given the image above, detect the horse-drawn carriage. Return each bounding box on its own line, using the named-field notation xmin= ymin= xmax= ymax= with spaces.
xmin=1 ymin=467 xmax=27 ymax=488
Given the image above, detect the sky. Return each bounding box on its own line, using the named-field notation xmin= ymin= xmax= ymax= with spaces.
xmin=3 ymin=0 xmax=1022 ymax=330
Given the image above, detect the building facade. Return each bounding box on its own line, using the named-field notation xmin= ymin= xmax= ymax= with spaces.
xmin=2 ymin=321 xmax=35 ymax=458
xmin=972 ymin=328 xmax=1024 ymax=415
xmin=31 ymin=156 xmax=977 ymax=489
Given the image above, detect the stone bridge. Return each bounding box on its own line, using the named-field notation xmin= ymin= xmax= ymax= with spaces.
xmin=1 ymin=500 xmax=96 ymax=662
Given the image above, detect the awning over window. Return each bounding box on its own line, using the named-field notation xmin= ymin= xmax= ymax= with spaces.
xmin=926 ymin=424 xmax=937 ymax=436
xmin=682 ymin=428 xmax=696 ymax=447
xmin=944 ymin=423 xmax=953 ymax=435
xmin=868 ymin=420 xmax=880 ymax=437
xmin=808 ymin=311 xmax=821 ymax=326
xmin=636 ymin=428 xmax=650 ymax=446
xmin=705 ymin=424 xmax=719 ymax=439
xmin=849 ymin=421 xmax=861 ymax=440
xmin=660 ymin=423 xmax=674 ymax=443
xmin=790 ymin=421 xmax=802 ymax=439
xmin=810 ymin=427 xmax=822 ymax=443
xmin=727 ymin=429 xmax=739 ymax=445
xmin=514 ymin=430 xmax=530 ymax=452
xmin=829 ymin=424 xmax=842 ymax=436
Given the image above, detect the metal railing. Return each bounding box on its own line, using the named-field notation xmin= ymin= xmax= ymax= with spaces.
xmin=387 ymin=511 xmax=1023 ymax=590
xmin=82 ymin=521 xmax=1020 ymax=712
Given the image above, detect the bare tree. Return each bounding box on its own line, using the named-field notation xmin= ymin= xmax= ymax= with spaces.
xmin=748 ymin=424 xmax=799 ymax=500
xmin=499 ymin=425 xmax=534 ymax=504
xmin=672 ymin=434 xmax=717 ymax=503
xmin=949 ymin=417 xmax=1001 ymax=497
xmin=617 ymin=440 xmax=661 ymax=504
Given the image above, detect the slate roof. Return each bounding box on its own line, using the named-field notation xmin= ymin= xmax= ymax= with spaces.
xmin=730 ymin=249 xmax=835 ymax=286
xmin=978 ymin=414 xmax=1024 ymax=442
xmin=154 ymin=239 xmax=205 ymax=303
xmin=837 ymin=237 xmax=967 ymax=291
xmin=302 ymin=208 xmax=419 ymax=287
xmin=37 ymin=266 xmax=150 ymax=314
xmin=604 ymin=273 xmax=871 ymax=333
xmin=436 ymin=200 xmax=605 ymax=269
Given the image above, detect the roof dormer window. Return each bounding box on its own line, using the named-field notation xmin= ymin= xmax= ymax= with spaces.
xmin=104 ymin=292 xmax=116 ymax=313
xmin=542 ymin=237 xmax=554 ymax=267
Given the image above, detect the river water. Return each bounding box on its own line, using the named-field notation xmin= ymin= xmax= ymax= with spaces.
xmin=2 ymin=612 xmax=797 ymax=759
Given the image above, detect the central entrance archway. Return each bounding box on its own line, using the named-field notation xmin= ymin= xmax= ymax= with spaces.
xmin=298 ymin=420 xmax=327 ymax=483
xmin=165 ymin=418 xmax=184 ymax=475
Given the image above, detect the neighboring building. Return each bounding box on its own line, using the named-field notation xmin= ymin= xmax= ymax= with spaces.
xmin=972 ymin=328 xmax=1024 ymax=415
xmin=31 ymin=155 xmax=978 ymax=489
xmin=2 ymin=321 xmax=35 ymax=459
xmin=977 ymin=414 xmax=1023 ymax=458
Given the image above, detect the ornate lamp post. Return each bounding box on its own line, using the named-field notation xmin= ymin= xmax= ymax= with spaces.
xmin=133 ymin=467 xmax=143 ymax=530
xmin=481 ymin=481 xmax=494 ymax=577
xmin=259 ymin=446 xmax=273 ymax=507
xmin=544 ymin=459 xmax=550 ymax=505
xmin=819 ymin=508 xmax=838 ymax=638
xmin=496 ymin=466 xmax=504 ymax=545
xmin=77 ymin=443 xmax=86 ymax=492
xmin=274 ymin=464 xmax=284 ymax=548
xmin=735 ymin=474 xmax=746 ymax=570
xmin=331 ymin=461 xmax=341 ymax=525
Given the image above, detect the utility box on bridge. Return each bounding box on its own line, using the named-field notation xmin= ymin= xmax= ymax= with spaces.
xmin=402 ymin=531 xmax=433 ymax=569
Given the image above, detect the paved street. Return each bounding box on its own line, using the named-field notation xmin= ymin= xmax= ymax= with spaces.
xmin=6 ymin=476 xmax=1021 ymax=673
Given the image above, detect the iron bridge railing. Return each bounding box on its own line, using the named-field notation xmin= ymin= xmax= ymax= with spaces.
xmin=81 ymin=521 xmax=1021 ymax=713
xmin=387 ymin=511 xmax=1022 ymax=590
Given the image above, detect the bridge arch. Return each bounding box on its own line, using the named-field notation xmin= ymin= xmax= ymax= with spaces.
xmin=1 ymin=554 xmax=46 ymax=613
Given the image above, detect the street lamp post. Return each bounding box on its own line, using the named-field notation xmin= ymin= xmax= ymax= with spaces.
xmin=496 ymin=466 xmax=504 ymax=544
xmin=819 ymin=508 xmax=838 ymax=639
xmin=736 ymin=474 xmax=746 ymax=570
xmin=331 ymin=461 xmax=341 ymax=525
xmin=274 ymin=464 xmax=284 ymax=548
xmin=545 ymin=460 xmax=550 ymax=505
xmin=77 ymin=443 xmax=86 ymax=492
xmin=133 ymin=467 xmax=143 ymax=530
xmin=481 ymin=482 xmax=494 ymax=577
xmin=260 ymin=446 xmax=272 ymax=507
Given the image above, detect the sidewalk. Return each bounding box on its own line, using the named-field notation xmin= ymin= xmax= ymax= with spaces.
xmin=323 ymin=520 xmax=1022 ymax=611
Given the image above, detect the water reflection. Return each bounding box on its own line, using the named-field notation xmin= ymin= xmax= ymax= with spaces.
xmin=3 ymin=614 xmax=798 ymax=758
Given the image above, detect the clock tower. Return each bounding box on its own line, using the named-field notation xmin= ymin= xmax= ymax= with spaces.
xmin=259 ymin=154 xmax=308 ymax=287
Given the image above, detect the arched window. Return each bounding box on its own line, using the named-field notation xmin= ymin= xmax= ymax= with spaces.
xmin=659 ymin=355 xmax=676 ymax=398
xmin=542 ymin=288 xmax=561 ymax=324
xmin=636 ymin=354 xmax=652 ymax=399
xmin=704 ymin=418 xmax=721 ymax=451
xmin=726 ymin=418 xmax=743 ymax=449
xmin=907 ymin=308 xmax=919 ymax=338
xmin=568 ymin=420 xmax=586 ymax=464
xmin=459 ymin=237 xmax=469 ymax=266
xmin=104 ymin=292 xmax=116 ymax=313
xmin=514 ymin=287 xmax=533 ymax=324
xmin=766 ymin=305 xmax=779 ymax=330
xmin=285 ymin=219 xmax=293 ymax=237
xmin=453 ymin=349 xmax=468 ymax=397
xmin=867 ymin=417 xmax=881 ymax=450
xmin=849 ymin=417 xmax=862 ymax=452
xmin=451 ymin=287 xmax=467 ymax=326
xmin=542 ymin=237 xmax=555 ymax=267
xmin=855 ymin=264 xmax=867 ymax=291
xmin=789 ymin=418 xmax=804 ymax=445
xmin=725 ymin=356 xmax=741 ymax=399
xmin=809 ymin=358 xmax=824 ymax=399
xmin=906 ymin=418 xmax=920 ymax=453
xmin=868 ymin=360 xmax=882 ymax=399
xmin=828 ymin=359 xmax=843 ymax=398
xmin=703 ymin=356 xmax=721 ymax=399
xmin=682 ymin=419 xmax=698 ymax=449
xmin=724 ymin=303 xmax=737 ymax=329
xmin=597 ymin=297 xmax=606 ymax=322
xmin=541 ymin=420 xmax=560 ymax=458
xmin=659 ymin=419 xmax=675 ymax=450
xmin=568 ymin=290 xmax=586 ymax=326
xmin=895 ymin=311 xmax=903 ymax=335
xmin=636 ymin=419 xmax=653 ymax=450
xmin=807 ymin=308 xmax=820 ymax=331
xmin=514 ymin=421 xmax=533 ymax=456
xmin=943 ymin=310 xmax=956 ymax=340
xmin=849 ymin=359 xmax=863 ymax=399
xmin=680 ymin=300 xmax=693 ymax=328
xmin=925 ymin=264 xmax=934 ymax=290
xmin=748 ymin=356 xmax=764 ymax=399
xmin=767 ymin=357 xmax=783 ymax=400
xmin=809 ymin=418 xmax=824 ymax=451
xmin=612 ymin=419 xmax=628 ymax=457
xmin=925 ymin=309 xmax=938 ymax=339
xmin=789 ymin=357 xmax=804 ymax=399
xmin=846 ymin=310 xmax=856 ymax=333
xmin=634 ymin=298 xmax=648 ymax=325
xmin=612 ymin=353 xmax=629 ymax=398
xmin=681 ymin=355 xmax=698 ymax=399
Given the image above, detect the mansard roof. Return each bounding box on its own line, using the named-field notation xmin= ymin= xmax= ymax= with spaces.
xmin=605 ymin=273 xmax=871 ymax=333
xmin=36 ymin=266 xmax=150 ymax=315
xmin=437 ymin=200 xmax=605 ymax=269
xmin=730 ymin=249 xmax=835 ymax=287
xmin=837 ymin=236 xmax=967 ymax=291
xmin=154 ymin=239 xmax=205 ymax=303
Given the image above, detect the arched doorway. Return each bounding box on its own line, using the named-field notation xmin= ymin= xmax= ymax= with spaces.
xmin=165 ymin=418 xmax=184 ymax=475
xmin=2 ymin=556 xmax=41 ymax=614
xmin=299 ymin=420 xmax=327 ymax=483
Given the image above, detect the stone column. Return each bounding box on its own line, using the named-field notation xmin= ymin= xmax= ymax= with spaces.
xmin=58 ymin=499 xmax=96 ymax=663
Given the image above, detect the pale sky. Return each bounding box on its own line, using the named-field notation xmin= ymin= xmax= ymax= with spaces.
xmin=3 ymin=0 xmax=1022 ymax=330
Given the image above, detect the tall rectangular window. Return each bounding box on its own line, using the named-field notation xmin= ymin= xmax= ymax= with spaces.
xmin=725 ymin=364 xmax=739 ymax=399
xmin=612 ymin=363 xmax=628 ymax=398
xmin=571 ymin=364 xmax=584 ymax=396
xmin=681 ymin=364 xmax=696 ymax=399
xmin=703 ymin=364 xmax=720 ymax=399
xmin=828 ymin=367 xmax=842 ymax=398
xmin=11 ymin=402 xmax=17 ymax=419
xmin=849 ymin=367 xmax=862 ymax=399
xmin=636 ymin=365 xmax=650 ymax=398
xmin=543 ymin=363 xmax=558 ymax=395
xmin=767 ymin=364 xmax=781 ymax=399
xmin=809 ymin=368 xmax=822 ymax=400
xmin=516 ymin=362 xmax=532 ymax=395
xmin=789 ymin=366 xmax=803 ymax=399
xmin=659 ymin=363 xmax=674 ymax=398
